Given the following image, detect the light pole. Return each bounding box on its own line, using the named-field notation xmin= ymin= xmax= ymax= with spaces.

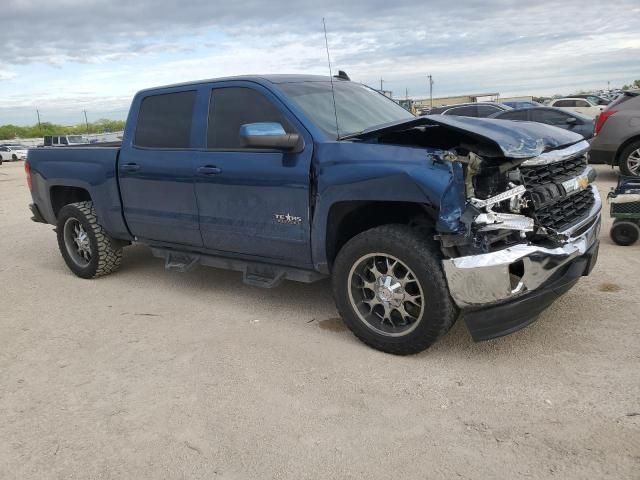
xmin=83 ymin=110 xmax=89 ymax=134
xmin=427 ymin=75 xmax=434 ymax=109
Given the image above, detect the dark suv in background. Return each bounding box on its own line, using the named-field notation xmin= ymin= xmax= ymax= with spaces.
xmin=490 ymin=107 xmax=594 ymax=139
xmin=590 ymin=92 xmax=640 ymax=176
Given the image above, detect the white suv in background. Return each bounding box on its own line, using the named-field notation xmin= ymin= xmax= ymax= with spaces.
xmin=0 ymin=144 xmax=28 ymax=163
xmin=549 ymin=97 xmax=605 ymax=118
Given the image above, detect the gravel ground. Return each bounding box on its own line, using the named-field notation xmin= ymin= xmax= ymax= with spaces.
xmin=1 ymin=161 xmax=638 ymax=479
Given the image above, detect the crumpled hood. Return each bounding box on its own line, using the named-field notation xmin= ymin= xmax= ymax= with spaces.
xmin=346 ymin=114 xmax=585 ymax=160
xmin=424 ymin=115 xmax=584 ymax=158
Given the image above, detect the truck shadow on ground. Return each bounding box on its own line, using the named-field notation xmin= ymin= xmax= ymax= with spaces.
xmin=111 ymin=244 xmax=598 ymax=358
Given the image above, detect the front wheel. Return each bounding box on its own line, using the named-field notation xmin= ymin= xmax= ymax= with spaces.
xmin=56 ymin=201 xmax=123 ymax=278
xmin=332 ymin=225 xmax=458 ymax=355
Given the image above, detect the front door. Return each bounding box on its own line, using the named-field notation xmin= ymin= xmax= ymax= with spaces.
xmin=118 ymin=89 xmax=203 ymax=247
xmin=194 ymin=84 xmax=312 ymax=266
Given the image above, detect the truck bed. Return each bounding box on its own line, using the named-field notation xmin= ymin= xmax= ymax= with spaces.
xmin=27 ymin=145 xmax=130 ymax=239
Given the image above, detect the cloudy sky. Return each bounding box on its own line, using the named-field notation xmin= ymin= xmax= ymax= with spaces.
xmin=1 ymin=0 xmax=638 ymax=125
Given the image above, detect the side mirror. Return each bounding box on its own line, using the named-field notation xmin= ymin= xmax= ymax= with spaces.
xmin=566 ymin=117 xmax=577 ymax=125
xmin=239 ymin=122 xmax=300 ymax=150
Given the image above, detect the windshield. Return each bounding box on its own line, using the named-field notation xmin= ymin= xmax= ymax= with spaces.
xmin=67 ymin=135 xmax=85 ymax=144
xmin=278 ymin=81 xmax=414 ymax=139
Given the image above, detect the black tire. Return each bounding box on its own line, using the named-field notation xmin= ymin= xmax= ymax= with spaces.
xmin=56 ymin=201 xmax=123 ymax=278
xmin=618 ymin=140 xmax=640 ymax=177
xmin=610 ymin=219 xmax=640 ymax=246
xmin=332 ymin=224 xmax=458 ymax=355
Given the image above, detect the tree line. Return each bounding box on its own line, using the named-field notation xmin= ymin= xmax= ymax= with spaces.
xmin=0 ymin=119 xmax=126 ymax=141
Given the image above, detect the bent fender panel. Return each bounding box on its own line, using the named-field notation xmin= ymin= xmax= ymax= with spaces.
xmin=311 ymin=143 xmax=467 ymax=272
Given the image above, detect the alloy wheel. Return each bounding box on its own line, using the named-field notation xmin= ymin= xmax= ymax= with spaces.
xmin=348 ymin=253 xmax=424 ymax=337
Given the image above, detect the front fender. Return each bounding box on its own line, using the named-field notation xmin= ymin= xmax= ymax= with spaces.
xmin=311 ymin=142 xmax=466 ymax=272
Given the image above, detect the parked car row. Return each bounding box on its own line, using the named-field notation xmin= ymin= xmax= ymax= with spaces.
xmin=421 ymin=91 xmax=640 ymax=177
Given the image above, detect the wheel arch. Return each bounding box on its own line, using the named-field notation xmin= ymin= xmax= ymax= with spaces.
xmin=614 ymin=134 xmax=640 ymax=166
xmin=324 ymin=200 xmax=436 ymax=272
xmin=50 ymin=185 xmax=92 ymax=218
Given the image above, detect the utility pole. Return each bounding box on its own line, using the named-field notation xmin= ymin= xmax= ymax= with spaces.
xmin=607 ymin=80 xmax=610 ymax=92
xmin=405 ymin=87 xmax=409 ymax=100
xmin=36 ymin=109 xmax=41 ymax=131
xmin=427 ymin=75 xmax=434 ymax=109
xmin=380 ymin=78 xmax=384 ymax=92
xmin=83 ymin=110 xmax=89 ymax=134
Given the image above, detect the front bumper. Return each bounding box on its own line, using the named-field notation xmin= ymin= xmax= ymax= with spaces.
xmin=442 ymin=186 xmax=601 ymax=340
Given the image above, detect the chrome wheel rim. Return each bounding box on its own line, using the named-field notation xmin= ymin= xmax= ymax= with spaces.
xmin=628 ymin=148 xmax=640 ymax=175
xmin=348 ymin=253 xmax=424 ymax=337
xmin=63 ymin=218 xmax=92 ymax=267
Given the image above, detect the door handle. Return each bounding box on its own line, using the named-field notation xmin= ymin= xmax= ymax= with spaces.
xmin=120 ymin=163 xmax=140 ymax=173
xmin=197 ymin=165 xmax=222 ymax=175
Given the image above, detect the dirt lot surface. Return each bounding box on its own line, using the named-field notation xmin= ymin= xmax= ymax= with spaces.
xmin=1 ymin=161 xmax=639 ymax=479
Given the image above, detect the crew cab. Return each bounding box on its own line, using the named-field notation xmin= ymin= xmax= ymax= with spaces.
xmin=25 ymin=74 xmax=601 ymax=354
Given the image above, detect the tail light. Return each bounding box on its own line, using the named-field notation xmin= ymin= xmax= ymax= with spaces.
xmin=594 ymin=110 xmax=617 ymax=136
xmin=24 ymin=161 xmax=32 ymax=191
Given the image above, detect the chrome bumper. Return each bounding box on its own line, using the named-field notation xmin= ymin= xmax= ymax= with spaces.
xmin=443 ymin=186 xmax=601 ymax=308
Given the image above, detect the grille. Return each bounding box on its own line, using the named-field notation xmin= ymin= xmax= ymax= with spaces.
xmin=521 ymin=155 xmax=588 ymax=186
xmin=535 ymin=187 xmax=595 ymax=231
xmin=611 ymin=201 xmax=640 ymax=215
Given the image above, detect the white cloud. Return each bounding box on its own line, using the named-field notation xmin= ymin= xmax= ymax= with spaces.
xmin=0 ymin=0 xmax=638 ymax=124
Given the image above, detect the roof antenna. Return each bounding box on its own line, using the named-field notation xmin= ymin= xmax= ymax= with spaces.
xmin=322 ymin=18 xmax=340 ymax=139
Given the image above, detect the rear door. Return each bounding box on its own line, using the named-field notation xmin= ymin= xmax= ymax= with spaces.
xmin=118 ymin=89 xmax=203 ymax=247
xmin=193 ymin=82 xmax=313 ymax=266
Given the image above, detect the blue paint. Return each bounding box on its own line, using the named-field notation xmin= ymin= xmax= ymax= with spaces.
xmin=27 ymin=74 xmax=580 ymax=272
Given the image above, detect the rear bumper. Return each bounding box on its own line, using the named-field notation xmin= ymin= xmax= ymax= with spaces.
xmin=442 ymin=186 xmax=601 ymax=340
xmin=589 ymin=148 xmax=616 ymax=165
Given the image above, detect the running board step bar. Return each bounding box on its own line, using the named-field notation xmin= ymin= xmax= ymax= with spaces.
xmin=151 ymin=247 xmax=326 ymax=288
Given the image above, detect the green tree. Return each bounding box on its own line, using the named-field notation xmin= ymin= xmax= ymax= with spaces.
xmin=0 ymin=120 xmax=126 ymax=141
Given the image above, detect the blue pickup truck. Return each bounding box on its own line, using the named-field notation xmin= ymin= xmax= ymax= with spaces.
xmin=26 ymin=74 xmax=601 ymax=354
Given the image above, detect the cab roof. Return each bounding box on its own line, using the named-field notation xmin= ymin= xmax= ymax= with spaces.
xmin=137 ymin=74 xmax=340 ymax=95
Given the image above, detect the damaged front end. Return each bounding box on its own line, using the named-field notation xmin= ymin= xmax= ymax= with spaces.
xmin=351 ymin=115 xmax=602 ymax=340
xmin=436 ymin=136 xmax=601 ymax=340
xmin=438 ymin=140 xmax=598 ymax=256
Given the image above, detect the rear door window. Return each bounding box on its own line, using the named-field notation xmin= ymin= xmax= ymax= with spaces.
xmin=207 ymin=87 xmax=294 ymax=149
xmin=135 ymin=90 xmax=196 ymax=148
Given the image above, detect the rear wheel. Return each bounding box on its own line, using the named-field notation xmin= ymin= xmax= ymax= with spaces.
xmin=610 ymin=219 xmax=640 ymax=246
xmin=332 ymin=224 xmax=457 ymax=355
xmin=56 ymin=201 xmax=123 ymax=278
xmin=619 ymin=141 xmax=640 ymax=177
